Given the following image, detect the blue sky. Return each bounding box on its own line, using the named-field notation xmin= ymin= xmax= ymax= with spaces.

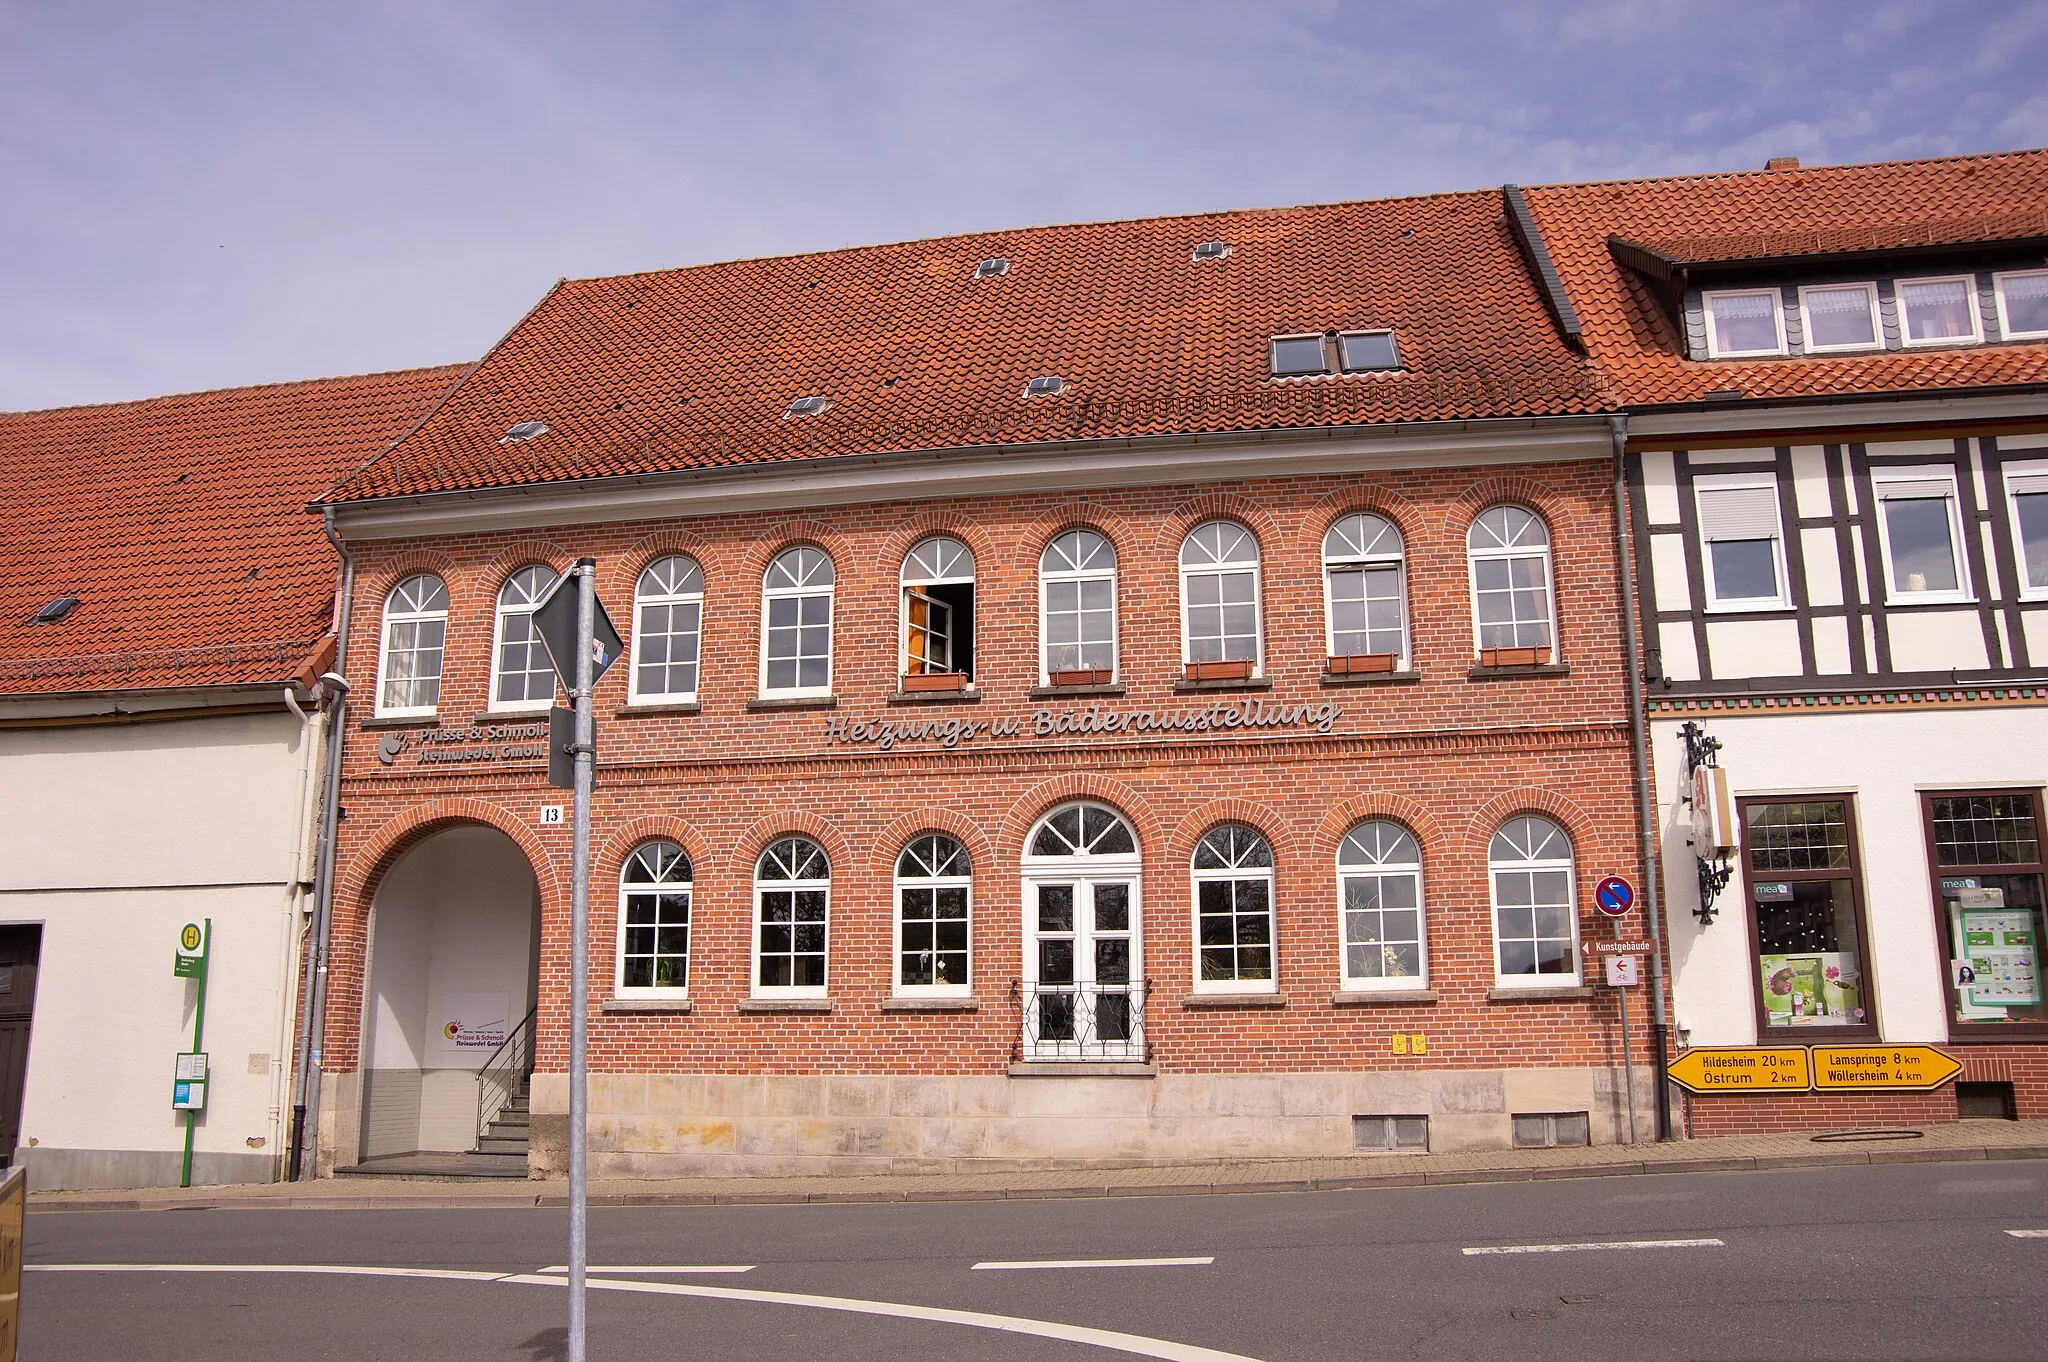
xmin=4 ymin=0 xmax=2044 ymax=409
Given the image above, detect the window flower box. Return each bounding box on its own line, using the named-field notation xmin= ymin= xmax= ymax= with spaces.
xmin=1184 ymin=660 xmax=1253 ymax=682
xmin=1049 ymin=668 xmax=1114 ymax=687
xmin=1479 ymin=645 xmax=1552 ymax=668
xmin=1326 ymin=653 xmax=1397 ymax=675
xmin=901 ymin=671 xmax=969 ymax=692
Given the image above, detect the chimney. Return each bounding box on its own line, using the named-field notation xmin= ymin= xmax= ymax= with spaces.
xmin=1765 ymin=156 xmax=1801 ymax=171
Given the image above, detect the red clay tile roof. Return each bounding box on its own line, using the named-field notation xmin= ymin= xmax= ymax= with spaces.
xmin=0 ymin=366 xmax=467 ymax=696
xmin=319 ymin=192 xmax=1609 ymax=504
xmin=1525 ymin=149 xmax=2048 ymax=407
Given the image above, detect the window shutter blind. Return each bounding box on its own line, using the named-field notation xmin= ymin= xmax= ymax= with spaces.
xmin=1696 ymin=484 xmax=1780 ymax=541
xmin=2004 ymin=474 xmax=2048 ymax=498
xmin=1875 ymin=477 xmax=1955 ymax=502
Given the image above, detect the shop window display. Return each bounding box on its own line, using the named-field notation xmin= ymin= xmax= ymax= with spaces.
xmin=1742 ymin=798 xmax=1874 ymax=1034
xmin=1925 ymin=791 xmax=2047 ymax=1031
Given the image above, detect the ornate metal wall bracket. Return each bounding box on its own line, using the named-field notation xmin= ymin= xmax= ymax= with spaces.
xmin=1677 ymin=720 xmax=1732 ymax=925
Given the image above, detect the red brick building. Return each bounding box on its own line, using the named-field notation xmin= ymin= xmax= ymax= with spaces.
xmin=308 ymin=189 xmax=1662 ymax=1174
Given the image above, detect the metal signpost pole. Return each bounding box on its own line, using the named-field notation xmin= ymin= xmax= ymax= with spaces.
xmin=180 ymin=919 xmax=211 ymax=1189
xmin=1617 ymin=920 xmax=1636 ymax=1147
xmin=568 ymin=560 xmax=595 ymax=1362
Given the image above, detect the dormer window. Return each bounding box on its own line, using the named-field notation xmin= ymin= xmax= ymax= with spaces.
xmin=1702 ymin=289 xmax=1785 ymax=358
xmin=1270 ymin=334 xmax=1329 ymax=377
xmin=1997 ymin=270 xmax=2048 ymax=340
xmin=1338 ymin=330 xmax=1401 ymax=372
xmin=1898 ymin=276 xmax=1982 ymax=346
xmin=1798 ymin=283 xmax=1881 ymax=352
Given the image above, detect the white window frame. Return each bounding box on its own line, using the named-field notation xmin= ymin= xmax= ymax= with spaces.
xmin=1038 ymin=529 xmax=1119 ymax=684
xmin=374 ymin=573 xmax=448 ymax=718
xmin=1466 ymin=505 xmax=1557 ymax=656
xmin=1895 ymin=274 xmax=1983 ymax=348
xmin=628 ymin=555 xmax=705 ymax=705
xmin=1268 ymin=333 xmax=1329 ymax=378
xmin=614 ymin=839 xmax=693 ymax=999
xmin=759 ymin=546 xmax=835 ymax=698
xmin=1796 ymin=282 xmax=1883 ymax=354
xmin=1695 ymin=472 xmax=1790 ymax=611
xmin=1178 ymin=521 xmax=1264 ymax=675
xmin=1702 ymin=288 xmax=1788 ymax=359
xmin=489 ymin=563 xmax=560 ymax=713
xmin=1487 ymin=815 xmax=1581 ymax=989
xmin=2003 ymin=459 xmax=2048 ymax=603
xmin=1321 ymin=512 xmax=1410 ymax=666
xmin=1190 ymin=824 xmax=1277 ymax=995
xmin=1337 ymin=821 xmax=1428 ymax=992
xmin=893 ymin=834 xmax=972 ymax=997
xmin=1020 ymin=802 xmax=1144 ymax=1060
xmin=1994 ymin=269 xmax=2048 ymax=341
xmin=1872 ymin=465 xmax=1973 ymax=605
xmin=752 ymin=836 xmax=830 ymax=999
xmin=900 ymin=537 xmax=976 ymax=680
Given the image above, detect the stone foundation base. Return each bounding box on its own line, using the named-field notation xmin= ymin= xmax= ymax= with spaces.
xmin=523 ymin=1067 xmax=1658 ymax=1178
xmin=20 ymin=1145 xmax=277 ymax=1191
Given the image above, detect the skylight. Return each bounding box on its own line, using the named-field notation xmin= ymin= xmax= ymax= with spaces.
xmin=1338 ymin=331 xmax=1402 ymax=372
xmin=976 ymin=258 xmax=1010 ymax=279
xmin=1192 ymin=241 xmax=1231 ymax=262
xmin=1270 ymin=334 xmax=1329 ymax=377
xmin=786 ymin=396 xmax=829 ymax=418
xmin=500 ymin=421 xmax=548 ymax=443
xmin=31 ymin=597 xmax=79 ymax=624
xmin=1024 ymin=376 xmax=1066 ymax=398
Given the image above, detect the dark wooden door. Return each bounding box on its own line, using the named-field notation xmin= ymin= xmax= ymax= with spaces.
xmin=0 ymin=928 xmax=42 ymax=1166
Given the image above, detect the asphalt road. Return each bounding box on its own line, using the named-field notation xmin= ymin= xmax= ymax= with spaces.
xmin=23 ymin=1158 xmax=2048 ymax=1361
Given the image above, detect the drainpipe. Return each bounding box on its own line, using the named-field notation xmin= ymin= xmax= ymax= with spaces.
xmin=1611 ymin=413 xmax=1673 ymax=1140
xmin=276 ymin=682 xmax=321 ymax=1178
xmin=289 ymin=517 xmax=353 ymax=1179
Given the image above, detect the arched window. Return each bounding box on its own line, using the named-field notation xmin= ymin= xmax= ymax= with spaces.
xmin=631 ymin=556 xmax=704 ymax=703
xmin=617 ymin=840 xmax=692 ymax=994
xmin=1192 ymin=824 xmax=1275 ymax=991
xmin=1039 ymin=529 xmax=1118 ymax=684
xmin=1488 ymin=815 xmax=1578 ymax=985
xmin=1179 ymin=521 xmax=1262 ymax=679
xmin=1337 ymin=821 xmax=1426 ymax=989
xmin=1021 ymin=802 xmax=1142 ymax=1058
xmin=895 ymin=834 xmax=971 ymax=994
xmin=376 ymin=574 xmax=448 ymax=716
xmin=1323 ymin=514 xmax=1409 ymax=668
xmin=1467 ymin=506 xmax=1555 ymax=659
xmin=761 ymin=547 xmax=834 ymax=696
xmin=901 ymin=537 xmax=976 ymax=685
xmin=492 ymin=564 xmax=560 ymax=710
xmin=754 ymin=836 xmax=829 ymax=996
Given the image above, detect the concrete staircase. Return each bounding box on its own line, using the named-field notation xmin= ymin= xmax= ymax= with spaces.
xmin=335 ymin=1080 xmax=531 ymax=1180
xmin=476 ymin=1083 xmax=531 ymax=1161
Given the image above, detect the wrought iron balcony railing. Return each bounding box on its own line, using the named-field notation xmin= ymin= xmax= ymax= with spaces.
xmin=1015 ymin=979 xmax=1150 ymax=1062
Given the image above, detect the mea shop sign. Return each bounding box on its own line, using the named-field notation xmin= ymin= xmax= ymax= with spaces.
xmin=377 ymin=723 xmax=549 ymax=767
xmin=825 ymin=699 xmax=1344 ymax=752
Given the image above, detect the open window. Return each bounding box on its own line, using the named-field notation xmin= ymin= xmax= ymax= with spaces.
xmin=901 ymin=537 xmax=975 ymax=693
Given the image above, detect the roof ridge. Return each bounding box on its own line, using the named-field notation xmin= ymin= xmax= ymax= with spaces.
xmin=1524 ymin=144 xmax=2048 ymax=196
xmin=558 ymin=186 xmax=1512 ymax=289
xmin=0 ymin=361 xmax=473 ymax=420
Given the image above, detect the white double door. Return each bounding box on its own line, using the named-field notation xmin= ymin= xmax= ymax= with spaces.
xmin=1024 ymin=876 xmax=1142 ymax=1058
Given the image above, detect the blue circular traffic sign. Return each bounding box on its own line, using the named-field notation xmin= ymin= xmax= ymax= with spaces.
xmin=1593 ymin=875 xmax=1636 ymax=917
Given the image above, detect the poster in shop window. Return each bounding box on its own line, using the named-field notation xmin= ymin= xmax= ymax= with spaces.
xmin=1955 ymin=901 xmax=2040 ymax=1012
xmin=1758 ymin=953 xmax=1861 ymax=1025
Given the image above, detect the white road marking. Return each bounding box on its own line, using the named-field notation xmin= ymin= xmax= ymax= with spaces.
xmin=30 ymin=1262 xmax=1266 ymax=1362
xmin=973 ymin=1256 xmax=1215 ymax=1271
xmin=537 ymin=1264 xmax=754 ymax=1274
xmin=1463 ymin=1237 xmax=1724 ymax=1256
xmin=2005 ymin=1229 xmax=2048 ymax=1238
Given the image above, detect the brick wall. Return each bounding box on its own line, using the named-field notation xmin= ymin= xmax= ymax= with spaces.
xmin=1685 ymin=1044 xmax=2048 ymax=1135
xmin=322 ymin=458 xmax=1663 ymax=1084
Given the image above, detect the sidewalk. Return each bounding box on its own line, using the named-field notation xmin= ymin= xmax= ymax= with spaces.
xmin=31 ymin=1119 xmax=2048 ymax=1213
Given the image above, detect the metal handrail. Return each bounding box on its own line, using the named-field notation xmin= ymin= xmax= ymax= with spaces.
xmin=1016 ymin=980 xmax=1149 ymax=1062
xmin=476 ymin=1007 xmax=538 ymax=1144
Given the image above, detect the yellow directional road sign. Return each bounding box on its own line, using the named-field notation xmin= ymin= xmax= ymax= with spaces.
xmin=1667 ymin=1047 xmax=1811 ymax=1094
xmin=1810 ymin=1045 xmax=1962 ymax=1092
